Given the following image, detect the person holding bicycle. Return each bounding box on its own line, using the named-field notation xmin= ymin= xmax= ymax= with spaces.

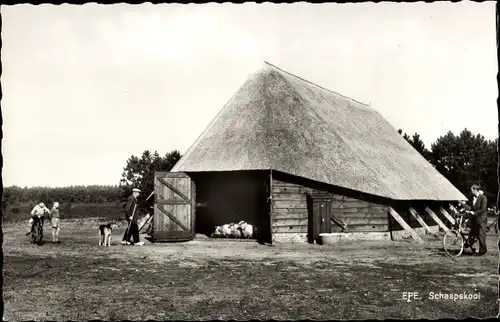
xmin=26 ymin=201 xmax=50 ymax=236
xmin=460 ymin=185 xmax=488 ymax=256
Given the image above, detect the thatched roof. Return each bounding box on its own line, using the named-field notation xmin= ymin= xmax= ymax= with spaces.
xmin=172 ymin=62 xmax=466 ymax=201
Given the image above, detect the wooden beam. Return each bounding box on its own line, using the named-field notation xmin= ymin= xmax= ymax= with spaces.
xmin=331 ymin=214 xmax=348 ymax=231
xmin=149 ymin=230 xmax=192 ymax=242
xmin=338 ymin=218 xmax=388 ymax=225
xmin=273 ymin=200 xmax=307 ymax=209
xmin=388 ymin=207 xmax=424 ymax=243
xmin=408 ymin=208 xmax=433 ymax=235
xmin=138 ymin=214 xmax=153 ymax=232
xmin=268 ymin=170 xmax=274 ymax=245
xmin=156 ymin=199 xmax=191 ymax=205
xmin=425 ymin=207 xmax=449 ymax=232
xmin=191 ymin=179 xmax=196 ymax=236
xmin=330 ymin=207 xmax=388 ymax=214
xmin=273 ymin=186 xmax=309 ymax=194
xmin=272 ymin=218 xmax=308 ymax=226
xmin=157 ymin=177 xmax=190 ymax=201
xmin=331 ymin=224 xmax=388 ymax=232
xmin=156 ymin=172 xmax=189 ymax=178
xmin=439 ymin=207 xmax=456 ymax=225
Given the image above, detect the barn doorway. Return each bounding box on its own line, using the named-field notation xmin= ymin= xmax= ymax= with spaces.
xmin=189 ymin=171 xmax=270 ymax=241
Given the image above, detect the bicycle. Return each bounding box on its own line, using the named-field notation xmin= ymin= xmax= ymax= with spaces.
xmin=30 ymin=216 xmax=44 ymax=246
xmin=486 ymin=207 xmax=499 ymax=234
xmin=443 ymin=206 xmax=477 ymax=257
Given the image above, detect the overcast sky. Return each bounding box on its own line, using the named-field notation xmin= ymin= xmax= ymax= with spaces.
xmin=2 ymin=2 xmax=497 ymax=187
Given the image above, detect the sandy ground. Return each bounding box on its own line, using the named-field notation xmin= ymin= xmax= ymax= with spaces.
xmin=2 ymin=218 xmax=499 ymax=320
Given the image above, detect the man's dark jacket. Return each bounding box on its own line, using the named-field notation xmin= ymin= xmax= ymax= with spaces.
xmin=472 ymin=194 xmax=488 ymax=218
xmin=124 ymin=195 xmax=139 ymax=224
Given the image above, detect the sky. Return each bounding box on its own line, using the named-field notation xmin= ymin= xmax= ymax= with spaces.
xmin=1 ymin=2 xmax=498 ymax=187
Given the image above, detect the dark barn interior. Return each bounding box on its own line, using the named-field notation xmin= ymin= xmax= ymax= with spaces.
xmin=187 ymin=171 xmax=271 ymax=240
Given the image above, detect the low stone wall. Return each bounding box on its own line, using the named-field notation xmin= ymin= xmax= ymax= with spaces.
xmin=320 ymin=232 xmax=392 ymax=243
xmin=272 ymin=233 xmax=308 ymax=244
xmin=272 ymin=225 xmax=441 ymax=244
xmin=391 ymin=225 xmax=440 ymax=240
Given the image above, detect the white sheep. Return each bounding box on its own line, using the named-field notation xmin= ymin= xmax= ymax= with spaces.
xmin=230 ymin=224 xmax=242 ymax=238
xmin=239 ymin=221 xmax=254 ymax=239
xmin=211 ymin=225 xmax=223 ymax=238
xmin=220 ymin=224 xmax=232 ymax=237
xmin=212 ymin=222 xmax=255 ymax=239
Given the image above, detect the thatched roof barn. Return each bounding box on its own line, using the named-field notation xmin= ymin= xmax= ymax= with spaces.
xmin=154 ymin=62 xmax=466 ymax=244
xmin=172 ymin=62 xmax=465 ymax=200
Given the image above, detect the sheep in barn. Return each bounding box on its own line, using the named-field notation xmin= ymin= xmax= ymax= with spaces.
xmin=238 ymin=221 xmax=254 ymax=239
xmin=229 ymin=223 xmax=242 ymax=238
xmin=211 ymin=225 xmax=224 ymax=238
xmin=220 ymin=224 xmax=232 ymax=237
xmin=212 ymin=222 xmax=255 ymax=239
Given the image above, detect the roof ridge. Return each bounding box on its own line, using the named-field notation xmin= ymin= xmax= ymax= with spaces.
xmin=263 ymin=61 xmax=370 ymax=108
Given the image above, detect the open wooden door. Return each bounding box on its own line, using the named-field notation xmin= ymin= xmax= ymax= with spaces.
xmin=151 ymin=172 xmax=196 ymax=242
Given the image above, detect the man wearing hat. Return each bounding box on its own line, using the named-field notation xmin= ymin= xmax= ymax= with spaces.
xmin=122 ymin=188 xmax=142 ymax=245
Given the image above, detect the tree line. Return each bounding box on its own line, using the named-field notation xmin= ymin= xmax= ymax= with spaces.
xmin=2 ymin=127 xmax=498 ymax=212
xmin=398 ymin=128 xmax=498 ymax=207
xmin=2 ymin=185 xmax=122 ymax=206
xmin=1 ymin=150 xmax=182 ymax=212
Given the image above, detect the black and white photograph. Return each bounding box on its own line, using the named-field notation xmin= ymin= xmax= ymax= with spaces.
xmin=1 ymin=1 xmax=499 ymax=320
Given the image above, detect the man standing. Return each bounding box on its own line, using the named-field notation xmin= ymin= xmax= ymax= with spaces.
xmin=122 ymin=188 xmax=141 ymax=245
xmin=466 ymin=184 xmax=488 ymax=256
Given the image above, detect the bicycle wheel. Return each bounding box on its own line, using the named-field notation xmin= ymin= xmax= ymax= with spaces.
xmin=33 ymin=223 xmax=42 ymax=245
xmin=443 ymin=229 xmax=464 ymax=257
xmin=31 ymin=227 xmax=37 ymax=244
xmin=38 ymin=225 xmax=43 ymax=245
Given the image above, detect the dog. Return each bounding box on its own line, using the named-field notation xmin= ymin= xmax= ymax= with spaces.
xmin=98 ymin=221 xmax=119 ymax=246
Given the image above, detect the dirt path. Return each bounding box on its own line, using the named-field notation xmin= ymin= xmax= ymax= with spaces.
xmin=3 ymin=220 xmax=498 ymax=320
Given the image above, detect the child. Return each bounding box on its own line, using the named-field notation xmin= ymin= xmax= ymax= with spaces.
xmin=27 ymin=202 xmax=50 ymax=235
xmin=49 ymin=202 xmax=61 ymax=244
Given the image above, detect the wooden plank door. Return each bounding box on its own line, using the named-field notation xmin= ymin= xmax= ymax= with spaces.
xmin=318 ymin=202 xmax=331 ymax=234
xmin=307 ymin=192 xmax=333 ymax=243
xmin=152 ymin=172 xmax=196 ymax=242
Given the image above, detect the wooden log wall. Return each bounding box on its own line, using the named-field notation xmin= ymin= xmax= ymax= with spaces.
xmin=271 ymin=179 xmax=390 ymax=235
xmin=271 ymin=177 xmax=453 ymax=241
xmin=271 ymin=181 xmax=308 ymax=234
xmin=330 ymin=195 xmax=389 ymax=232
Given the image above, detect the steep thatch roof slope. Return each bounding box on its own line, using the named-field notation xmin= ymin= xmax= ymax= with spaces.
xmin=172 ymin=62 xmax=466 ymax=201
